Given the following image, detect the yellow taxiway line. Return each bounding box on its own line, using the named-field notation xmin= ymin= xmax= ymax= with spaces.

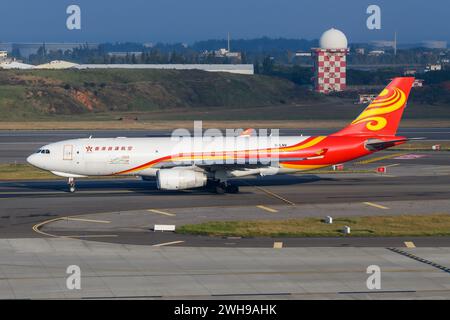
xmin=356 ymin=152 xmax=406 ymax=165
xmin=256 ymin=205 xmax=279 ymax=213
xmin=66 ymin=217 xmax=111 ymax=224
xmin=362 ymin=202 xmax=390 ymax=210
xmin=385 ymin=163 xmax=400 ymax=168
xmin=273 ymin=242 xmax=283 ymax=249
xmin=62 ymin=234 xmax=118 ymax=238
xmin=32 ymin=216 xmax=116 ymax=239
xmin=147 ymin=209 xmax=176 ymax=216
xmin=32 ymin=217 xmax=64 ymax=238
xmin=152 ymin=240 xmax=185 ymax=247
xmin=254 ymin=186 xmax=296 ymax=206
xmin=404 ymin=241 xmax=416 ymax=248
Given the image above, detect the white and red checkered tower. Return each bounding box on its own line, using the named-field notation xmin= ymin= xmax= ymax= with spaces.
xmin=312 ymin=28 xmax=349 ymax=93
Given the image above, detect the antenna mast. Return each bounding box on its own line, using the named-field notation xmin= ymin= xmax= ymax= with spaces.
xmin=394 ymin=31 xmax=397 ymax=56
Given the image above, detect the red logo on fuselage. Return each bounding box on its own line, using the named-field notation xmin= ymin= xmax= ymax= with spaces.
xmin=85 ymin=145 xmax=133 ymax=152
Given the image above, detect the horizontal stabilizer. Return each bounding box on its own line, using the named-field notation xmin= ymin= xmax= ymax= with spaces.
xmin=364 ymin=138 xmax=422 ymax=151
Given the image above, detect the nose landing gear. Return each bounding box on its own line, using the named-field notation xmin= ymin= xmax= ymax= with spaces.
xmin=68 ymin=177 xmax=76 ymax=193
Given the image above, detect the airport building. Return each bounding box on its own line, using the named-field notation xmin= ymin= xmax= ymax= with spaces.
xmin=0 ymin=56 xmax=254 ymax=74
xmin=74 ymin=64 xmax=254 ymax=74
xmin=0 ymin=61 xmax=34 ymax=69
xmin=34 ymin=60 xmax=79 ymax=69
xmin=312 ymin=28 xmax=349 ymax=94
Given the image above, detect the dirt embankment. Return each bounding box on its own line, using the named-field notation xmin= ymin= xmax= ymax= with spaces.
xmin=0 ymin=69 xmax=319 ymax=120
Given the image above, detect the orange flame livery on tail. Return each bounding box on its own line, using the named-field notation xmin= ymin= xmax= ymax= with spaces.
xmin=332 ymin=77 xmax=415 ymax=137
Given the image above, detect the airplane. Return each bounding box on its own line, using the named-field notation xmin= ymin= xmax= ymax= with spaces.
xmin=27 ymin=77 xmax=416 ymax=194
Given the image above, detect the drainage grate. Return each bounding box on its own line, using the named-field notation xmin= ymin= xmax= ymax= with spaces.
xmin=387 ymin=247 xmax=450 ymax=274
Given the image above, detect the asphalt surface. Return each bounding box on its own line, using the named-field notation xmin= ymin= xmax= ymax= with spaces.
xmin=1 ymin=129 xmax=450 ymax=299
xmin=0 ymin=128 xmax=449 ymax=247
xmin=3 ymin=239 xmax=450 ymax=299
xmin=1 ymin=127 xmax=449 ymax=163
xmin=1 ymin=171 xmax=450 ymax=246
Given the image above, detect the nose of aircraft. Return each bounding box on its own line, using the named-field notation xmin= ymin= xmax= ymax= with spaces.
xmin=26 ymin=154 xmax=39 ymax=167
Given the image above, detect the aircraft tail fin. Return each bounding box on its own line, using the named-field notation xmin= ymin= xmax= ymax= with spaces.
xmin=331 ymin=77 xmax=415 ymax=137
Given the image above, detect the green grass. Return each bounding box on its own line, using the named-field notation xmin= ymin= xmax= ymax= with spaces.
xmin=0 ymin=163 xmax=126 ymax=180
xmin=177 ymin=214 xmax=450 ymax=237
xmin=0 ymin=163 xmax=57 ymax=180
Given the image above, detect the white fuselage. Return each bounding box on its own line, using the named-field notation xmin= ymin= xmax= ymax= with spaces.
xmin=27 ymin=136 xmax=312 ymax=178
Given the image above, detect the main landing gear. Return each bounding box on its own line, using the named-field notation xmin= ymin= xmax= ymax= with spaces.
xmin=67 ymin=177 xmax=76 ymax=193
xmin=208 ymin=181 xmax=239 ymax=194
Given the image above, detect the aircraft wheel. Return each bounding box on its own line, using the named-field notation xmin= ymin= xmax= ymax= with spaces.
xmin=215 ymin=183 xmax=226 ymax=194
xmin=225 ymin=185 xmax=239 ymax=194
xmin=68 ymin=177 xmax=76 ymax=193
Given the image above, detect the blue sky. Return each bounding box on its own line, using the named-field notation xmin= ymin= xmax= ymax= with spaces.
xmin=0 ymin=0 xmax=448 ymax=43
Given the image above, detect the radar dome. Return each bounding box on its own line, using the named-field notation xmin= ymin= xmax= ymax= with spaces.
xmin=319 ymin=28 xmax=348 ymax=49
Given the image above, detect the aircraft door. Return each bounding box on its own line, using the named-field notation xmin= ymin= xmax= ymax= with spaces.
xmin=63 ymin=145 xmax=73 ymax=160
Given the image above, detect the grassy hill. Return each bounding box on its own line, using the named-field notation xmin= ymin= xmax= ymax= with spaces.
xmin=0 ymin=69 xmax=320 ymax=121
xmin=1 ymin=69 xmax=449 ymax=124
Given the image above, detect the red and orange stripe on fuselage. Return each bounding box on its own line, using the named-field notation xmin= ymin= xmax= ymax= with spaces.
xmin=114 ymin=135 xmax=403 ymax=175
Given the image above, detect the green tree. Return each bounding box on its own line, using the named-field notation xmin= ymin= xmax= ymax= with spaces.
xmin=253 ymin=59 xmax=260 ymax=74
xmin=262 ymin=56 xmax=274 ymax=75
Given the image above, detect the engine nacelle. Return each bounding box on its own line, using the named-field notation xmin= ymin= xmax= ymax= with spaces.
xmin=156 ymin=169 xmax=207 ymax=190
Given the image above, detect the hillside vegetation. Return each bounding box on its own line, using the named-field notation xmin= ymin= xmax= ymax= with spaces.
xmin=0 ymin=69 xmax=319 ymax=121
xmin=1 ymin=69 xmax=449 ymax=123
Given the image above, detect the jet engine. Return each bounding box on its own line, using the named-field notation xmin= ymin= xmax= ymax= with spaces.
xmin=156 ymin=169 xmax=207 ymax=190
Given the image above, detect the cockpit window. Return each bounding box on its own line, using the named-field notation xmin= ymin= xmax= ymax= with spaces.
xmin=45 ymin=150 xmax=50 ymax=154
xmin=37 ymin=149 xmax=50 ymax=154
